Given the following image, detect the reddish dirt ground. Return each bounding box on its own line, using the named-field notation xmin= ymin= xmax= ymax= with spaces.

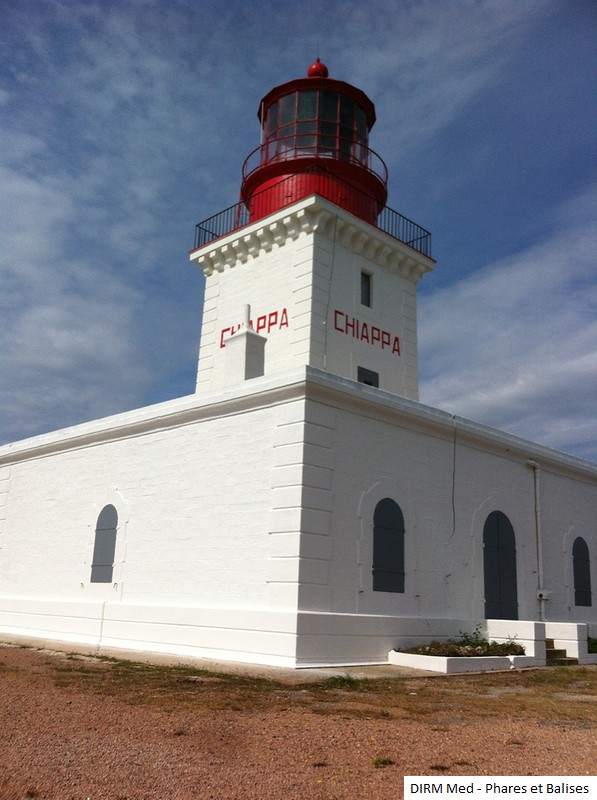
xmin=1 ymin=645 xmax=595 ymax=800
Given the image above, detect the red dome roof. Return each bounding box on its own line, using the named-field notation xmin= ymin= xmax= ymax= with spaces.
xmin=307 ymin=57 xmax=329 ymax=78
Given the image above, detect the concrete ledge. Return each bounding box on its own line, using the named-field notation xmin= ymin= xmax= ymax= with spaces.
xmin=388 ymin=650 xmax=538 ymax=673
xmin=484 ymin=619 xmax=545 ymax=659
xmin=2 ymin=597 xmax=594 ymax=669
xmin=545 ymin=621 xmax=593 ymax=661
xmin=0 ymin=596 xmax=299 ymax=667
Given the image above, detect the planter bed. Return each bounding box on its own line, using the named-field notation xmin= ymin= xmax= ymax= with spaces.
xmin=388 ymin=650 xmax=537 ymax=674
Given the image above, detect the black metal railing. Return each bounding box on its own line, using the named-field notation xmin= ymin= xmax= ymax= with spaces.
xmin=193 ymin=203 xmax=250 ymax=247
xmin=193 ymin=172 xmax=432 ymax=258
xmin=376 ymin=206 xmax=432 ymax=256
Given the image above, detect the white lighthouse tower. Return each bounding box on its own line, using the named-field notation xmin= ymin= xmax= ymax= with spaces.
xmin=189 ymin=59 xmax=435 ymax=398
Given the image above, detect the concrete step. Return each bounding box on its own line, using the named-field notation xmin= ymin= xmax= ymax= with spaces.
xmin=546 ymin=647 xmax=568 ymax=660
xmin=544 ymin=640 xmax=578 ymax=666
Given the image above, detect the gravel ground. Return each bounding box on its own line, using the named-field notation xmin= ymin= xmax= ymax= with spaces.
xmin=1 ymin=645 xmax=595 ymax=800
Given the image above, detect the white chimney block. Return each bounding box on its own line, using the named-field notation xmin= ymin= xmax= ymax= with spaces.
xmin=225 ymin=307 xmax=266 ymax=382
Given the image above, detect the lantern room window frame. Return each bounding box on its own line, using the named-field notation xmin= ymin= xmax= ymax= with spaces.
xmin=261 ymin=88 xmax=369 ymax=166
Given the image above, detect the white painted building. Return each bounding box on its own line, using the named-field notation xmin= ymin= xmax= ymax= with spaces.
xmin=0 ymin=61 xmax=595 ymax=668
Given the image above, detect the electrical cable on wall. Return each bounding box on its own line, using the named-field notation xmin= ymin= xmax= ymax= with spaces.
xmin=449 ymin=414 xmax=457 ymax=540
xmin=322 ymin=213 xmax=339 ymax=370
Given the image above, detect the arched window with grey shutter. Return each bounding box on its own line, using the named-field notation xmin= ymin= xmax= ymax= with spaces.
xmin=572 ymin=537 xmax=592 ymax=607
xmin=483 ymin=510 xmax=518 ymax=620
xmin=90 ymin=505 xmax=118 ymax=583
xmin=372 ymin=498 xmax=405 ymax=593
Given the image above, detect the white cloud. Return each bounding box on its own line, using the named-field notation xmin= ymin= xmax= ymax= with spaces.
xmin=324 ymin=0 xmax=552 ymax=159
xmin=419 ymin=185 xmax=597 ymax=461
xmin=0 ymin=0 xmax=593 ymax=464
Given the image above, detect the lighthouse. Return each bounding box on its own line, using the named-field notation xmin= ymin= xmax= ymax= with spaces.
xmin=190 ymin=60 xmax=435 ymax=399
xmin=0 ymin=60 xmax=595 ymax=670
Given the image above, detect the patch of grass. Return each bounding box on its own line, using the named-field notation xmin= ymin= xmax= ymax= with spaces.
xmin=34 ymin=647 xmax=597 ymax=725
xmin=372 ymin=757 xmax=395 ymax=768
xmin=524 ymin=667 xmax=590 ymax=688
xmin=322 ymin=674 xmax=361 ymax=690
xmin=49 ymin=656 xmax=280 ymax=710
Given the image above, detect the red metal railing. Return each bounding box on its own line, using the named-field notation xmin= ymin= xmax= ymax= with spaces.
xmin=242 ymin=138 xmax=388 ymax=187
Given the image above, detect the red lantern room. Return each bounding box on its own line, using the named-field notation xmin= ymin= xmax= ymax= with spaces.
xmin=240 ymin=59 xmax=388 ymax=225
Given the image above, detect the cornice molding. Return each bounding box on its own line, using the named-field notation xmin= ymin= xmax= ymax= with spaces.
xmin=190 ymin=196 xmax=435 ymax=283
xmin=0 ymin=379 xmax=306 ymax=467
xmin=2 ymin=366 xmax=595 ymax=482
xmin=301 ymin=367 xmax=597 ymax=483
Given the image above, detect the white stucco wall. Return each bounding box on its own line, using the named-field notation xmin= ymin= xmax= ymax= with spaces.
xmin=0 ymin=379 xmax=311 ymax=665
xmin=2 ymin=405 xmax=278 ymax=607
xmin=297 ymin=372 xmax=597 ymax=628
xmin=539 ymin=469 xmax=597 ymax=621
xmin=0 ymin=369 xmax=595 ymax=667
xmin=191 ymin=197 xmax=434 ymax=400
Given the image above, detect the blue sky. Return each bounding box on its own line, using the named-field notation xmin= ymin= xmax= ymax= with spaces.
xmin=1 ymin=0 xmax=596 ymax=461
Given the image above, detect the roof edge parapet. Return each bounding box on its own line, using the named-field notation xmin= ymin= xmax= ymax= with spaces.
xmin=1 ymin=366 xmax=595 ymax=479
xmin=190 ymin=195 xmax=435 ymax=283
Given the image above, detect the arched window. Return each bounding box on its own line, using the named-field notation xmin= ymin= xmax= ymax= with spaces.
xmin=90 ymin=505 xmax=118 ymax=583
xmin=572 ymin=537 xmax=592 ymax=607
xmin=483 ymin=510 xmax=518 ymax=620
xmin=372 ymin=498 xmax=405 ymax=593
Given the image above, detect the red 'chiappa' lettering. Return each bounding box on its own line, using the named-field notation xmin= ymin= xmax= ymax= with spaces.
xmin=333 ymin=310 xmax=400 ymax=357
xmin=219 ymin=307 xmax=289 ymax=347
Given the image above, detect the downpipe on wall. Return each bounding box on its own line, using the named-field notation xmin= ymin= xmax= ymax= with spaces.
xmin=527 ymin=459 xmax=547 ymax=621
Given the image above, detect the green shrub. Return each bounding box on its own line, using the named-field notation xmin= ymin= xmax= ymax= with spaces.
xmin=401 ymin=626 xmax=525 ymax=657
